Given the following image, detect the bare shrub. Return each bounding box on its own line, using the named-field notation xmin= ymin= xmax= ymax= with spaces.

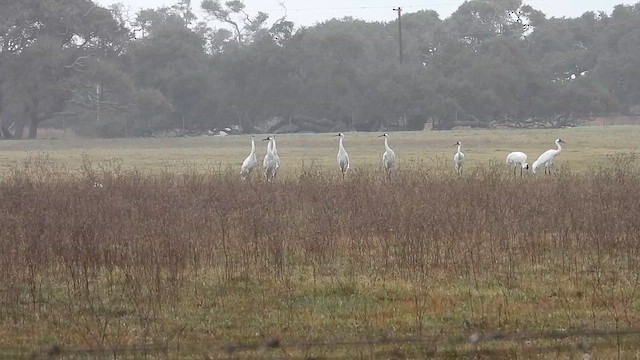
xmin=1 ymin=156 xmax=639 ymax=356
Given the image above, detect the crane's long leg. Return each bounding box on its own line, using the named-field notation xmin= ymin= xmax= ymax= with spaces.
xmin=520 ymin=166 xmax=523 ymax=178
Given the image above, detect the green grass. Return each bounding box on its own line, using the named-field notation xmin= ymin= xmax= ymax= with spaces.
xmin=0 ymin=126 xmax=638 ymax=173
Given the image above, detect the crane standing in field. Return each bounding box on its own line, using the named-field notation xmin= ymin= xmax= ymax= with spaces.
xmin=335 ymin=133 xmax=350 ymax=179
xmin=532 ymin=139 xmax=565 ymax=175
xmin=379 ymin=133 xmax=396 ymax=180
xmin=453 ymin=141 xmax=465 ymax=175
xmin=506 ymin=151 xmax=529 ymax=177
xmin=271 ymin=135 xmax=280 ymax=176
xmin=262 ymin=136 xmax=278 ymax=181
xmin=240 ymin=135 xmax=257 ymax=180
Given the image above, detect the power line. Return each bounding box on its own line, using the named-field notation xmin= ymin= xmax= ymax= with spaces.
xmin=393 ymin=6 xmax=403 ymax=64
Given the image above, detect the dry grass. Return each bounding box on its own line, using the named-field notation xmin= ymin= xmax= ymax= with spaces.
xmin=0 ymin=126 xmax=638 ymax=175
xmin=1 ymin=149 xmax=640 ymax=358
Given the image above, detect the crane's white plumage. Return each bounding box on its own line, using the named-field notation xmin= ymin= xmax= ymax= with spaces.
xmin=379 ymin=133 xmax=396 ymax=179
xmin=336 ymin=133 xmax=350 ymax=179
xmin=240 ymin=135 xmax=257 ymax=180
xmin=453 ymin=141 xmax=465 ymax=175
xmin=262 ymin=136 xmax=278 ymax=181
xmin=271 ymin=135 xmax=280 ymax=174
xmin=506 ymin=151 xmax=529 ymax=177
xmin=532 ymin=139 xmax=565 ymax=175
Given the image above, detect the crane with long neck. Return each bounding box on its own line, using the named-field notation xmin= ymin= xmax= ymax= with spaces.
xmin=379 ymin=133 xmax=396 ymax=180
xmin=240 ymin=135 xmax=257 ymax=180
xmin=335 ymin=133 xmax=350 ymax=180
xmin=453 ymin=141 xmax=465 ymax=175
xmin=532 ymin=139 xmax=565 ymax=175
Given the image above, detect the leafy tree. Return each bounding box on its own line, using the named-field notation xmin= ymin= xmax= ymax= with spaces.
xmin=201 ymin=0 xmax=269 ymax=44
xmin=2 ymin=0 xmax=638 ymax=137
xmin=130 ymin=4 xmax=215 ymax=131
xmin=0 ymin=0 xmax=131 ymax=138
xmin=591 ymin=4 xmax=640 ymax=112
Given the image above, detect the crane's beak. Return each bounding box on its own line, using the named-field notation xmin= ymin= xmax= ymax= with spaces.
xmin=378 ymin=134 xmax=384 ymax=137
xmin=262 ymin=138 xmax=270 ymax=141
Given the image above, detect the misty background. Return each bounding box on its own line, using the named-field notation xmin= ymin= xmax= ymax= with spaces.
xmin=96 ymin=0 xmax=629 ymax=26
xmin=0 ymin=0 xmax=639 ymax=138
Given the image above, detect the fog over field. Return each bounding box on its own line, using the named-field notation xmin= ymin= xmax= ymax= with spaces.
xmin=2 ymin=0 xmax=640 ymax=357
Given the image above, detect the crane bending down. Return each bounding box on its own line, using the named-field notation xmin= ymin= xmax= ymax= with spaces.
xmin=335 ymin=133 xmax=350 ymax=179
xmin=379 ymin=133 xmax=396 ymax=179
xmin=506 ymin=151 xmax=529 ymax=177
xmin=240 ymin=135 xmax=257 ymax=180
xmin=453 ymin=141 xmax=465 ymax=175
xmin=262 ymin=136 xmax=278 ymax=181
xmin=532 ymin=139 xmax=565 ymax=175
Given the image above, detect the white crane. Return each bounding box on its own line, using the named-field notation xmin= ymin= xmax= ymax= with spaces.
xmin=271 ymin=135 xmax=280 ymax=174
xmin=506 ymin=151 xmax=529 ymax=177
xmin=532 ymin=139 xmax=565 ymax=175
xmin=379 ymin=133 xmax=396 ymax=179
xmin=453 ymin=141 xmax=465 ymax=175
xmin=262 ymin=136 xmax=278 ymax=181
xmin=335 ymin=133 xmax=350 ymax=179
xmin=240 ymin=135 xmax=257 ymax=180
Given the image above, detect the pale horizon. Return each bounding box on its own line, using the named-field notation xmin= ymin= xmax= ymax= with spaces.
xmin=97 ymin=0 xmax=633 ymax=27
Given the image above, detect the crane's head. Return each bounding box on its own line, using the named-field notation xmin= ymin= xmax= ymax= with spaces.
xmin=262 ymin=136 xmax=272 ymax=141
xmin=524 ymin=163 xmax=530 ymax=170
xmin=556 ymin=138 xmax=565 ymax=144
xmin=378 ymin=133 xmax=389 ymax=138
xmin=335 ymin=133 xmax=344 ymax=138
xmin=454 ymin=141 xmax=461 ymax=146
xmin=250 ymin=135 xmax=255 ymax=139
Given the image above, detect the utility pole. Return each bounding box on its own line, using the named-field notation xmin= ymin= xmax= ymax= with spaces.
xmin=96 ymin=83 xmax=101 ymax=122
xmin=393 ymin=7 xmax=403 ymax=64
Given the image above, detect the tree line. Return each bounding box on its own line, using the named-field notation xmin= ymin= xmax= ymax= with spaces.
xmin=1 ymin=0 xmax=639 ymax=138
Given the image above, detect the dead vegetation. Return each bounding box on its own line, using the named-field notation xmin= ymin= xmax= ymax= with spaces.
xmin=0 ymin=153 xmax=639 ymax=357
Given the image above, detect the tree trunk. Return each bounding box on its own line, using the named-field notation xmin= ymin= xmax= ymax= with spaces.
xmin=28 ymin=116 xmax=38 ymax=139
xmin=13 ymin=119 xmax=26 ymax=139
xmin=0 ymin=119 xmax=13 ymax=139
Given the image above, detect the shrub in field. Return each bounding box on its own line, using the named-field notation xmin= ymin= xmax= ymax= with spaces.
xmin=0 ymin=156 xmax=639 ymax=356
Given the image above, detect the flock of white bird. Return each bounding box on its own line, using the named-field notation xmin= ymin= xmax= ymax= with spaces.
xmin=506 ymin=138 xmax=565 ymax=176
xmin=239 ymin=133 xmax=566 ymax=180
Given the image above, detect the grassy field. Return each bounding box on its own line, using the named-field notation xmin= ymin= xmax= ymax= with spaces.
xmin=0 ymin=126 xmax=638 ymax=174
xmin=1 ymin=126 xmax=640 ymax=358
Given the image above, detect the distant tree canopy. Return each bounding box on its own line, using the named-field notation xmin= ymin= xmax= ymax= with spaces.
xmin=1 ymin=0 xmax=639 ymax=138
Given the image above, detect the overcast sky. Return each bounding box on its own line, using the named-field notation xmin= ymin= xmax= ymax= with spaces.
xmin=96 ymin=0 xmax=632 ymax=26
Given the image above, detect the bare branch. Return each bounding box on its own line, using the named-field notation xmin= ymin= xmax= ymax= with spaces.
xmin=573 ymin=41 xmax=588 ymax=50
xmin=239 ymin=9 xmax=252 ymax=24
xmin=65 ymin=54 xmax=93 ymax=70
xmin=274 ymin=1 xmax=288 ymax=24
xmin=83 ymin=5 xmax=95 ymax=18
